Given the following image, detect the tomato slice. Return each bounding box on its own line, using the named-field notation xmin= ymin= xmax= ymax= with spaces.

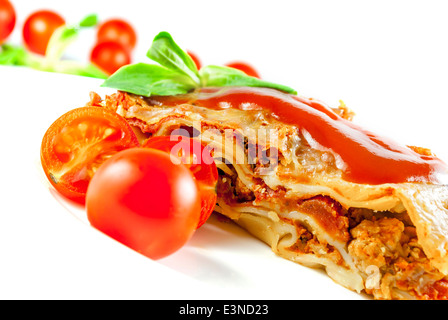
xmin=143 ymin=135 xmax=218 ymax=228
xmin=41 ymin=107 xmax=139 ymax=204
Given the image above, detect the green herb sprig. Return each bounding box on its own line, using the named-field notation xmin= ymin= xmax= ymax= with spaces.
xmin=102 ymin=31 xmax=296 ymax=96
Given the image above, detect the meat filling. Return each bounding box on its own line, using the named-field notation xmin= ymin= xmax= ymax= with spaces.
xmin=348 ymin=216 xmax=448 ymax=299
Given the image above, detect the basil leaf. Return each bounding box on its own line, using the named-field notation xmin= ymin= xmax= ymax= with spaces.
xmin=101 ymin=63 xmax=196 ymax=96
xmin=102 ymin=31 xmax=297 ymax=97
xmin=0 ymin=44 xmax=27 ymax=65
xmin=199 ymin=65 xmax=297 ymax=94
xmin=0 ymin=44 xmax=46 ymax=70
xmin=79 ymin=14 xmax=98 ymax=27
xmin=147 ymin=31 xmax=200 ymax=85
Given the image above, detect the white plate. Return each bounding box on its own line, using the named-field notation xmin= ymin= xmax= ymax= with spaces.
xmin=0 ymin=66 xmax=369 ymax=300
xmin=3 ymin=0 xmax=448 ymax=301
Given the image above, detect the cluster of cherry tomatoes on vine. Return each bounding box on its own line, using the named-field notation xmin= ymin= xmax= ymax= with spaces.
xmin=0 ymin=0 xmax=136 ymax=75
xmin=1 ymin=0 xmax=260 ymax=78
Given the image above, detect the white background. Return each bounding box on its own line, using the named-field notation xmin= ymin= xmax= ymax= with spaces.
xmin=2 ymin=0 xmax=448 ymax=300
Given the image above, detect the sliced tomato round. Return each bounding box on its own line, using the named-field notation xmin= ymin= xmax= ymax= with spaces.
xmin=41 ymin=107 xmax=139 ymax=204
xmin=143 ymin=135 xmax=218 ymax=228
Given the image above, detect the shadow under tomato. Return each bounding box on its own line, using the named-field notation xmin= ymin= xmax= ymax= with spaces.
xmin=158 ymin=246 xmax=256 ymax=289
xmin=156 ymin=213 xmax=277 ymax=288
xmin=48 ymin=187 xmax=88 ymax=223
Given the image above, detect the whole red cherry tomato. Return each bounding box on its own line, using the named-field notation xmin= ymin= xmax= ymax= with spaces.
xmin=225 ymin=61 xmax=261 ymax=78
xmin=96 ymin=18 xmax=137 ymax=51
xmin=187 ymin=51 xmax=202 ymax=70
xmin=143 ymin=135 xmax=218 ymax=228
xmin=0 ymin=0 xmax=16 ymax=44
xmin=86 ymin=148 xmax=201 ymax=260
xmin=22 ymin=10 xmax=65 ymax=55
xmin=90 ymin=41 xmax=131 ymax=75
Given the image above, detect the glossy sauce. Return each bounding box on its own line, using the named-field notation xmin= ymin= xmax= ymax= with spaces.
xmin=146 ymin=87 xmax=447 ymax=185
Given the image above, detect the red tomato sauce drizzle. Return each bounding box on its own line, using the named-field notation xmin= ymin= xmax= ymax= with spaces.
xmin=145 ymin=87 xmax=447 ymax=185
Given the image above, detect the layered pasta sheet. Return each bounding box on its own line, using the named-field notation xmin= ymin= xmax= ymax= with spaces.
xmin=88 ymin=91 xmax=448 ymax=300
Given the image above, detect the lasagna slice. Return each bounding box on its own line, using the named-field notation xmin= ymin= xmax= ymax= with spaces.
xmin=87 ymin=87 xmax=448 ymax=300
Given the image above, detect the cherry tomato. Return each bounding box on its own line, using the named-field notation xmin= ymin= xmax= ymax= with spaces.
xmin=0 ymin=0 xmax=16 ymax=44
xmin=143 ymin=135 xmax=218 ymax=229
xmin=41 ymin=107 xmax=139 ymax=204
xmin=187 ymin=51 xmax=201 ymax=70
xmin=86 ymin=148 xmax=201 ymax=260
xmin=90 ymin=41 xmax=131 ymax=75
xmin=22 ymin=10 xmax=65 ymax=55
xmin=96 ymin=18 xmax=137 ymax=51
xmin=225 ymin=61 xmax=261 ymax=78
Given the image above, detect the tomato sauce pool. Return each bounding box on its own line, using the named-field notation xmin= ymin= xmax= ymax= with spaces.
xmin=147 ymin=87 xmax=448 ymax=185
